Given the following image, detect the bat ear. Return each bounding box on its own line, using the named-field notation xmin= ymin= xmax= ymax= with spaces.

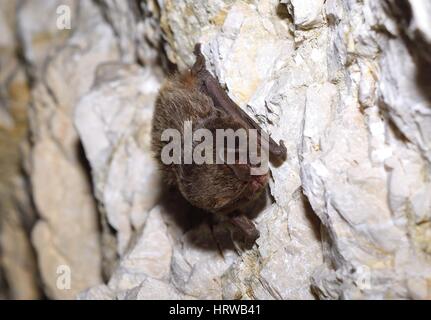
xmin=228 ymin=163 xmax=251 ymax=181
xmin=216 ymin=146 xmax=251 ymax=181
xmin=191 ymin=43 xmax=206 ymax=75
xmin=193 ymin=43 xmax=202 ymax=56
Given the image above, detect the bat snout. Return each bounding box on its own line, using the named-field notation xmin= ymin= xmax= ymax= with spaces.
xmin=250 ymin=174 xmax=268 ymax=193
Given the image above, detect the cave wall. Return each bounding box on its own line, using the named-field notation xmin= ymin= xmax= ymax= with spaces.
xmin=0 ymin=0 xmax=430 ymax=299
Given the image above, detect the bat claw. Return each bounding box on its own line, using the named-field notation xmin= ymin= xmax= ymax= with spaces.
xmin=278 ymin=140 xmax=287 ymax=158
xmin=193 ymin=43 xmax=202 ymax=56
xmin=191 ymin=43 xmax=206 ymax=75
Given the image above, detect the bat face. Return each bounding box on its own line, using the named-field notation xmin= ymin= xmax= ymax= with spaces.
xmin=151 ymin=43 xmax=287 ymax=241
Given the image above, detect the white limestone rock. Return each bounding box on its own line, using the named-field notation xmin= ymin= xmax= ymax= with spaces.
xmin=75 ymin=64 xmax=162 ymax=255
xmin=17 ymin=0 xmax=76 ymax=79
xmin=283 ymin=0 xmax=325 ymax=29
xmin=105 ymin=0 xmax=430 ymax=300
xmin=77 ymin=284 xmax=115 ymax=300
xmin=0 ymin=0 xmax=41 ymax=299
xmin=80 ymin=0 xmax=324 ymax=300
xmin=3 ymin=0 xmax=429 ymax=300
xmin=19 ymin=0 xmax=120 ymax=298
xmin=302 ymin=0 xmax=431 ymax=299
xmin=157 ymin=0 xmax=232 ymax=69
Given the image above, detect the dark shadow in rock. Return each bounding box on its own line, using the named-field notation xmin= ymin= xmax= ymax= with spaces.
xmin=158 ymin=186 xmax=236 ymax=252
xmin=159 ymin=186 xmax=209 ymax=232
xmin=401 ymin=30 xmax=431 ymax=105
xmin=387 ymin=0 xmax=431 ymax=104
xmin=75 ymin=140 xmax=108 ymax=247
xmin=275 ymin=3 xmax=292 ymax=22
xmin=300 ymin=192 xmax=321 ymax=242
xmin=75 ymin=140 xmax=111 ymax=281
xmin=76 ymin=140 xmax=96 ymax=197
xmin=413 ymin=46 xmax=431 ymax=104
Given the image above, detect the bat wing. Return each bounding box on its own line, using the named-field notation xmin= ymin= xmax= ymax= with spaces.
xmin=191 ymin=44 xmax=287 ymax=159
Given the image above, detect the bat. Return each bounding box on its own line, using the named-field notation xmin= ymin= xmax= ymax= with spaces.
xmin=151 ymin=43 xmax=287 ymax=242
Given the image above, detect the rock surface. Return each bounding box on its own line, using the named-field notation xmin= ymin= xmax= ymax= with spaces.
xmin=0 ymin=0 xmax=430 ymax=300
xmin=0 ymin=0 xmax=40 ymax=300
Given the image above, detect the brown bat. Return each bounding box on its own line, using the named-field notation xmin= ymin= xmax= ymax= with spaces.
xmin=151 ymin=44 xmax=286 ymax=242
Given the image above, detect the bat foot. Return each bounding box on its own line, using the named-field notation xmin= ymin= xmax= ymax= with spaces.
xmin=269 ymin=139 xmax=287 ymax=163
xmin=229 ymin=214 xmax=260 ymax=244
xmin=278 ymin=139 xmax=287 ymax=159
